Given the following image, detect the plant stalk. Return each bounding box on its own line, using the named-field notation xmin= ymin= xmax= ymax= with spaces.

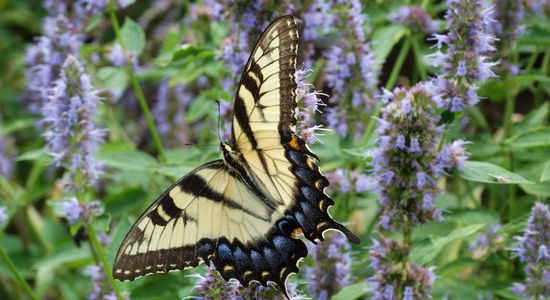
xmin=85 ymin=223 xmax=124 ymax=300
xmin=359 ymin=36 xmax=412 ymax=146
xmin=0 ymin=247 xmax=39 ymax=300
xmin=107 ymin=6 xmax=166 ymax=162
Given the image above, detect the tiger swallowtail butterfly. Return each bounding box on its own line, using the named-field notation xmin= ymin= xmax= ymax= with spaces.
xmin=113 ymin=15 xmax=360 ymax=297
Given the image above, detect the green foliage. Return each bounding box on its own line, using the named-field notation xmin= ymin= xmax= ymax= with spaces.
xmin=0 ymin=0 xmax=549 ymax=299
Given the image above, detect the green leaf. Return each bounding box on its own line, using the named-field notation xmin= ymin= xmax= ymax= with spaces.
xmin=506 ymin=128 xmax=550 ymax=150
xmin=97 ymin=149 xmax=158 ymax=171
xmin=371 ymin=25 xmax=407 ymax=66
xmin=541 ymin=161 xmax=550 ymax=182
xmin=16 ymin=149 xmax=49 ymax=162
xmin=106 ymin=217 xmax=133 ymax=267
xmin=510 ymin=74 xmax=550 ymax=87
xmin=514 ymin=102 xmax=549 ymax=135
xmin=155 ymin=165 xmax=194 ymax=179
xmin=120 ymin=17 xmax=145 ymax=56
xmin=518 ymin=27 xmax=550 ymax=46
xmin=447 ymin=209 xmax=500 ymax=227
xmin=458 ymin=161 xmax=533 ymax=184
xmin=185 ymin=96 xmax=214 ymax=123
xmin=172 ymin=44 xmax=215 ymax=62
xmin=411 ymin=224 xmax=484 ymax=265
xmin=495 ymin=289 xmax=523 ymax=299
xmin=97 ymin=67 xmax=129 ymax=99
xmin=331 ymin=283 xmax=368 ymax=300
xmin=92 ymin=214 xmax=112 ymax=233
xmin=479 ymin=79 xmax=506 ymax=102
xmin=0 ymin=118 xmax=34 ymax=135
xmin=518 ymin=161 xmax=550 ymax=196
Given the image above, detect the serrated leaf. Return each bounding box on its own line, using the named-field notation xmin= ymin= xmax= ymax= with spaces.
xmin=120 ymin=17 xmax=145 ymax=56
xmin=331 ymin=283 xmax=368 ymax=300
xmin=458 ymin=161 xmax=533 ymax=184
xmin=541 ymin=161 xmax=550 ymax=182
xmin=411 ymin=224 xmax=484 ymax=265
xmin=371 ymin=25 xmax=407 ymax=65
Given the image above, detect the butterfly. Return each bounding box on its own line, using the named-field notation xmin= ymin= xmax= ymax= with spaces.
xmin=112 ymin=15 xmax=360 ymax=297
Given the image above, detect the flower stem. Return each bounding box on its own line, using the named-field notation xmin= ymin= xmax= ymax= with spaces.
xmin=0 ymin=247 xmax=39 ymax=300
xmin=411 ymin=35 xmax=427 ymax=81
xmin=437 ymin=126 xmax=448 ymax=152
xmin=525 ymin=48 xmax=539 ymax=72
xmin=542 ymin=49 xmax=550 ymax=75
xmin=85 ymin=223 xmax=124 ymax=300
xmin=359 ymin=36 xmax=412 ymax=146
xmin=107 ymin=5 xmax=166 ymax=162
xmin=385 ymin=36 xmax=412 ymax=91
xmin=503 ymin=86 xmax=516 ymax=139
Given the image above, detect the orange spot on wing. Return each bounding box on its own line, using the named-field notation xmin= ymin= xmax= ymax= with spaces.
xmin=290 ymin=227 xmax=304 ymax=239
xmin=288 ymin=136 xmax=300 ymax=150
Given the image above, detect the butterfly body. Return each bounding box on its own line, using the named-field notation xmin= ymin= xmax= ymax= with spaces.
xmin=113 ymin=15 xmax=360 ymax=298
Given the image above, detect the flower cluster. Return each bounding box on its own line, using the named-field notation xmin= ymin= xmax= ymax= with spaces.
xmin=322 ymin=0 xmax=379 ymax=139
xmin=427 ymin=0 xmax=497 ymax=112
xmin=373 ymin=84 xmax=443 ymax=230
xmin=192 ymin=264 xmax=302 ymax=299
xmin=368 ymin=237 xmax=436 ymax=299
xmin=153 ymin=79 xmax=171 ymax=138
xmin=42 ymin=55 xmax=104 ymax=187
xmin=305 ymin=233 xmax=352 ymax=299
xmin=84 ymin=264 xmax=124 ymax=300
xmin=107 ymin=43 xmax=137 ymax=68
xmin=25 ymin=14 xmax=82 ymax=113
xmin=512 ymin=203 xmax=550 ymax=298
xmin=59 ymin=197 xmax=104 ymax=225
xmin=325 ymin=169 xmax=376 ymax=194
xmin=390 ymin=6 xmax=439 ymax=34
xmin=434 ymin=139 xmax=469 ymax=175
xmin=302 ymin=0 xmax=336 ymax=42
xmin=0 ymin=206 xmax=8 ymax=228
xmin=0 ymin=134 xmax=12 ymax=179
xmin=469 ymin=225 xmax=504 ymax=259
xmin=487 ymin=0 xmax=524 ymax=76
xmin=295 ymin=68 xmax=326 ymax=144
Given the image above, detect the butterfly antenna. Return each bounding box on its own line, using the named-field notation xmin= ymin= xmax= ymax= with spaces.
xmin=215 ymin=100 xmax=224 ymax=143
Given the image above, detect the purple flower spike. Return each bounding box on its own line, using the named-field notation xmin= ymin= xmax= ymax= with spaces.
xmin=0 ymin=206 xmax=8 ymax=228
xmin=192 ymin=264 xmax=303 ymax=299
xmin=373 ymin=84 xmax=442 ymax=230
xmin=59 ymin=197 xmax=104 ymax=225
xmin=390 ymin=6 xmax=439 ymax=33
xmin=512 ymin=203 xmax=550 ymax=299
xmin=305 ymin=233 xmax=352 ymax=299
xmin=426 ymin=0 xmax=498 ymax=112
xmin=368 ymin=237 xmax=436 ymax=299
xmin=42 ymin=55 xmax=104 ymax=187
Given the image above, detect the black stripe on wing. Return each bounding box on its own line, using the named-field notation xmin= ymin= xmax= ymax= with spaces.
xmin=113 ymin=160 xmax=227 ymax=281
xmin=232 ymin=15 xmax=299 ymax=148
